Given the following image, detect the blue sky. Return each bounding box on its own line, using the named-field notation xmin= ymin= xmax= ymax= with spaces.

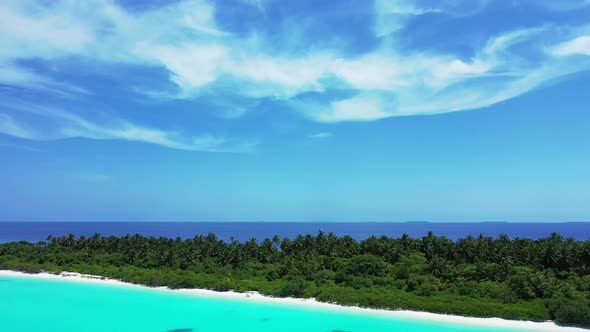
xmin=1 ymin=0 xmax=589 ymax=222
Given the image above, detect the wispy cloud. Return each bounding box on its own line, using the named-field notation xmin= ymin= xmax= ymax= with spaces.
xmin=373 ymin=0 xmax=490 ymax=36
xmin=0 ymin=113 xmax=38 ymax=139
xmin=1 ymin=0 xmax=590 ymax=124
xmin=554 ymin=35 xmax=590 ymax=56
xmin=0 ymin=62 xmax=88 ymax=97
xmin=1 ymin=102 xmax=257 ymax=152
xmin=324 ymin=96 xmax=390 ymax=122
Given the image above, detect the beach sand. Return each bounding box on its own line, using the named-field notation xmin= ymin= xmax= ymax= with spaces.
xmin=0 ymin=269 xmax=586 ymax=331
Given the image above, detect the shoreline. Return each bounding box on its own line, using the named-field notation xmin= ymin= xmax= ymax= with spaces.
xmin=0 ymin=269 xmax=586 ymax=331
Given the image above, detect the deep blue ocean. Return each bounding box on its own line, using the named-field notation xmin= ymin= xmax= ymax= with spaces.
xmin=0 ymin=222 xmax=589 ymax=243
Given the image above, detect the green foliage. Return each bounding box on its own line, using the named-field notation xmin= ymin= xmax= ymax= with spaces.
xmin=547 ymin=297 xmax=590 ymax=326
xmin=395 ymin=253 xmax=427 ymax=279
xmin=281 ymin=277 xmax=307 ymax=297
xmin=507 ymin=267 xmax=545 ymax=300
xmin=345 ymin=255 xmax=388 ymax=277
xmin=2 ymin=231 xmax=589 ymax=326
xmin=213 ymin=279 xmax=234 ymax=292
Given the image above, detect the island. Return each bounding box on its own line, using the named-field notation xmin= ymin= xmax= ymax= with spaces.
xmin=1 ymin=232 xmax=588 ymax=328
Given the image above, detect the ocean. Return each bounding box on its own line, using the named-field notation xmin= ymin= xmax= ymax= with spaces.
xmin=0 ymin=275 xmax=531 ymax=332
xmin=1 ymin=222 xmax=589 ymax=243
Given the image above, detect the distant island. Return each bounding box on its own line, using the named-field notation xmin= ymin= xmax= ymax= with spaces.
xmin=1 ymin=232 xmax=589 ymax=327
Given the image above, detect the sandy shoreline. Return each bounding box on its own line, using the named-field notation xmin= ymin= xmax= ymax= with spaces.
xmin=0 ymin=269 xmax=586 ymax=331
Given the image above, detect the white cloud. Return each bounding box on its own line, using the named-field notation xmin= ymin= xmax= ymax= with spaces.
xmin=1 ymin=103 xmax=257 ymax=152
xmin=373 ymin=0 xmax=490 ymax=36
xmin=0 ymin=0 xmax=225 ymax=92
xmin=319 ymin=96 xmax=391 ymax=122
xmin=330 ymin=54 xmax=408 ymax=90
xmin=0 ymin=3 xmax=94 ymax=59
xmin=228 ymin=54 xmax=329 ymax=98
xmin=554 ymin=35 xmax=590 ymax=56
xmin=430 ymin=59 xmax=491 ymax=87
xmin=1 ymin=0 xmax=590 ymax=124
xmin=140 ymin=44 xmax=229 ymax=95
xmin=0 ymin=62 xmax=89 ymax=97
xmin=303 ymin=25 xmax=590 ymax=122
xmin=0 ymin=64 xmax=46 ymax=87
xmin=373 ymin=0 xmax=443 ymax=36
xmin=0 ymin=113 xmax=38 ymax=139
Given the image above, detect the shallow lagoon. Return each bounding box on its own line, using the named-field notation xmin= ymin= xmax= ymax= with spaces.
xmin=1 ymin=276 xmax=535 ymax=332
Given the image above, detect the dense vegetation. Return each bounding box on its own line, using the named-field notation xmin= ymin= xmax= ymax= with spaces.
xmin=1 ymin=232 xmax=590 ymax=327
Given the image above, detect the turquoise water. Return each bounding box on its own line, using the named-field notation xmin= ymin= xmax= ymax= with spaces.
xmin=1 ymin=276 xmax=535 ymax=332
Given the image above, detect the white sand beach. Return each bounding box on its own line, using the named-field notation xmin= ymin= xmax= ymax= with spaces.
xmin=0 ymin=269 xmax=586 ymax=331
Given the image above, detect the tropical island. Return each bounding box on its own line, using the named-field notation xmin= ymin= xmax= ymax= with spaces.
xmin=1 ymin=232 xmax=589 ymax=328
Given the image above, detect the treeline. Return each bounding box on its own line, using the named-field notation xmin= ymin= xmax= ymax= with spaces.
xmin=1 ymin=232 xmax=589 ymax=327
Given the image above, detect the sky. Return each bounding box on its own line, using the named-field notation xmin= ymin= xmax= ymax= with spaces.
xmin=0 ymin=0 xmax=589 ymax=222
